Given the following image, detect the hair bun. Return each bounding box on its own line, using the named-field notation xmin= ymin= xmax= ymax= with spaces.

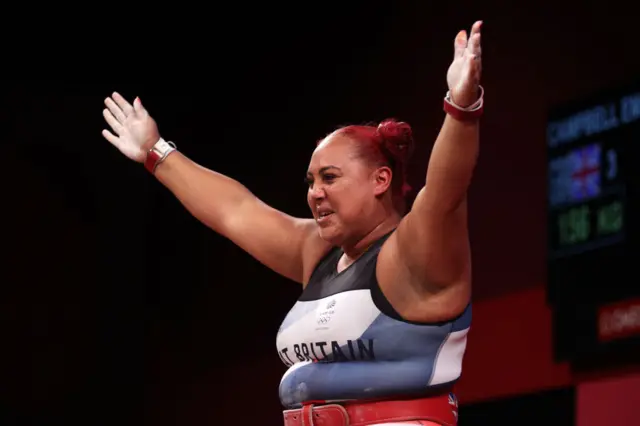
xmin=376 ymin=118 xmax=414 ymax=163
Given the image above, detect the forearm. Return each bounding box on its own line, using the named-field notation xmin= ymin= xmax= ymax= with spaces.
xmin=153 ymin=151 xmax=255 ymax=232
xmin=423 ymin=115 xmax=479 ymax=213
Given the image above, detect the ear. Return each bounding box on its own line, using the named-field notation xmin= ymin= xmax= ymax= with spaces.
xmin=372 ymin=166 xmax=393 ymax=196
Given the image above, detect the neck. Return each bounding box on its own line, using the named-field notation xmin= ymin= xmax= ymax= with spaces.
xmin=340 ymin=210 xmax=401 ymax=261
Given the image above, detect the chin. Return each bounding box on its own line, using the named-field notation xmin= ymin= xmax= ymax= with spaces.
xmin=317 ymin=225 xmax=345 ymax=246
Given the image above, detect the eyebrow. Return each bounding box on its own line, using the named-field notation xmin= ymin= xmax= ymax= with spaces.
xmin=306 ymin=166 xmax=342 ymax=176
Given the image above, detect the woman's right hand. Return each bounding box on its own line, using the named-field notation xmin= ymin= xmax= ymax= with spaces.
xmin=102 ymin=93 xmax=161 ymax=163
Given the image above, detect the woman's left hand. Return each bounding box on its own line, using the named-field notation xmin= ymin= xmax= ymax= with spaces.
xmin=446 ymin=20 xmax=483 ymax=108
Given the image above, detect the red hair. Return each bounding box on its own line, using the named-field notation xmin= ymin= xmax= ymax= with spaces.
xmin=331 ymin=118 xmax=415 ymax=211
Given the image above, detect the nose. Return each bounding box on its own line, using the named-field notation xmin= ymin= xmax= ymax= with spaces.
xmin=308 ymin=184 xmax=325 ymax=200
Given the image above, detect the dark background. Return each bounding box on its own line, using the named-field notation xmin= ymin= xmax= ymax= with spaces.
xmin=2 ymin=1 xmax=638 ymax=425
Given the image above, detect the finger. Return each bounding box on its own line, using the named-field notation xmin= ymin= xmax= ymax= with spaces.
xmin=132 ymin=96 xmax=147 ymax=117
xmin=470 ymin=20 xmax=482 ymax=37
xmin=102 ymin=128 xmax=121 ymax=146
xmin=104 ymin=97 xmax=126 ymax=123
xmin=468 ymin=33 xmax=482 ymax=57
xmin=112 ymin=92 xmax=134 ymax=116
xmin=454 ymin=30 xmax=467 ymax=59
xmin=103 ymin=108 xmax=123 ymax=135
xmin=102 ymin=129 xmax=132 ymax=157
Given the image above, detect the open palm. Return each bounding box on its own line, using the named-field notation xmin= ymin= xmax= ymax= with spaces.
xmin=446 ymin=21 xmax=483 ymax=108
xmin=102 ymin=93 xmax=160 ymax=163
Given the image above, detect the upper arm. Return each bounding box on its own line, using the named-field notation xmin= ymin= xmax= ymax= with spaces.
xmin=375 ymin=189 xmax=471 ymax=322
xmin=389 ymin=187 xmax=471 ymax=289
xmin=219 ymin=196 xmax=330 ymax=285
xmin=385 ymin=115 xmax=478 ymax=289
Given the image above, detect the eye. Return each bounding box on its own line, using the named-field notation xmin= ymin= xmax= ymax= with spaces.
xmin=304 ymin=176 xmax=314 ymax=187
xmin=322 ymin=174 xmax=337 ymax=183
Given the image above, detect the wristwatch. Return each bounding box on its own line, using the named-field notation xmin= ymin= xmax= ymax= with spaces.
xmin=144 ymin=138 xmax=177 ymax=174
xmin=443 ymin=85 xmax=484 ymax=121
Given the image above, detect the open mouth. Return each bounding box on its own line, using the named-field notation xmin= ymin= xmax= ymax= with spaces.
xmin=316 ymin=209 xmax=334 ymax=223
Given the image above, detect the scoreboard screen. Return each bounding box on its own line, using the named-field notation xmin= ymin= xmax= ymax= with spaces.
xmin=547 ymin=81 xmax=640 ymax=366
xmin=547 ymin=81 xmax=640 ymax=304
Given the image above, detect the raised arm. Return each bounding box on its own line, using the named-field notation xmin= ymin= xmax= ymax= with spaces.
xmin=393 ymin=21 xmax=483 ymax=291
xmin=101 ymin=94 xmax=328 ymax=285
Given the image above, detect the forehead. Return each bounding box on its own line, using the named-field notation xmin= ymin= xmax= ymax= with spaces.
xmin=308 ymin=133 xmax=356 ymax=172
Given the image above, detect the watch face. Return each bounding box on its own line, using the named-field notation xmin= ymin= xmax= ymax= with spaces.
xmin=157 ymin=140 xmax=176 ymax=152
xmin=154 ymin=140 xmax=173 ymax=154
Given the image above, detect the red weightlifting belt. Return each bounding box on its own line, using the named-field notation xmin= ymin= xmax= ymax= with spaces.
xmin=282 ymin=393 xmax=458 ymax=426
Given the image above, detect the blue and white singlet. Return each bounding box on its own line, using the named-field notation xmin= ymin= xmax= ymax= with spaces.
xmin=275 ymin=232 xmax=471 ymax=408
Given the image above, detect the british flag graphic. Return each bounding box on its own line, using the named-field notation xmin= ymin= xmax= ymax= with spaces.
xmin=570 ymin=143 xmax=601 ymax=202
